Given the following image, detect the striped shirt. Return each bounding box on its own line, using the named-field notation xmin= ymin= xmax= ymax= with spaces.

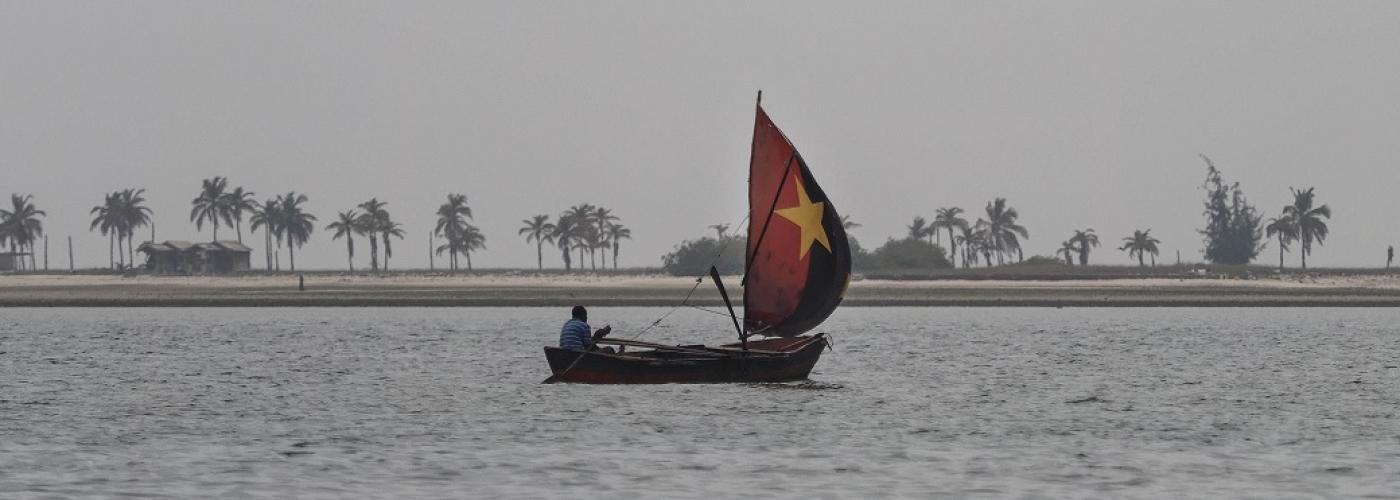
xmin=559 ymin=318 xmax=593 ymax=351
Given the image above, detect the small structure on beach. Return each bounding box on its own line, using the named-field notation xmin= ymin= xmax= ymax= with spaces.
xmin=0 ymin=252 xmax=31 ymax=272
xmin=137 ymin=240 xmax=252 ymax=274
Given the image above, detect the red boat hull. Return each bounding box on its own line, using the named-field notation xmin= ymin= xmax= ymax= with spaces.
xmin=543 ymin=334 xmax=828 ymax=384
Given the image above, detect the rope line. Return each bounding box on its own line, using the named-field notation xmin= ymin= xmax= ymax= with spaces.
xmin=625 ymin=214 xmax=750 ymax=341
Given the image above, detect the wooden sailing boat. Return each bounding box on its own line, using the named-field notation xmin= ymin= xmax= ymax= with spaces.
xmin=543 ymin=93 xmax=852 ymax=384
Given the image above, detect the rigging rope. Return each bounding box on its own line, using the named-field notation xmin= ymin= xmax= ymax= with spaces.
xmin=625 ymin=214 xmax=750 ymax=341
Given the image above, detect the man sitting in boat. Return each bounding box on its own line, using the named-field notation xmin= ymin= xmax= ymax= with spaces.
xmin=559 ymin=306 xmax=615 ymax=353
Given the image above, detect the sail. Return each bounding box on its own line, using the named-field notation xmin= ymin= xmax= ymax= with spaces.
xmin=743 ymin=105 xmax=851 ymax=337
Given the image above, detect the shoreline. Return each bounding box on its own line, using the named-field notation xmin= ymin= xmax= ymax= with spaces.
xmin=3 ymin=273 xmax=1400 ymax=307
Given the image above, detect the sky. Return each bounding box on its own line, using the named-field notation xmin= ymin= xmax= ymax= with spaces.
xmin=4 ymin=1 xmax=1399 ymax=270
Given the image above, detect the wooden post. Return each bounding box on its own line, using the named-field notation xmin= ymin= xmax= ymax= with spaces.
xmin=298 ymin=274 xmax=305 ymax=291
xmin=67 ymin=236 xmax=74 ymax=272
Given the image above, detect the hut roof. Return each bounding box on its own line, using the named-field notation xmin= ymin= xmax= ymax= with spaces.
xmin=165 ymin=240 xmax=195 ymax=251
xmin=213 ymin=241 xmax=252 ymax=253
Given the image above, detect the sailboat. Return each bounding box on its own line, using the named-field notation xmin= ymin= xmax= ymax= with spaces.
xmin=543 ymin=93 xmax=852 ymax=384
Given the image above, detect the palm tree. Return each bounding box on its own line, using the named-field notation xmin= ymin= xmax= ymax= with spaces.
xmin=189 ymin=177 xmax=230 ymax=240
xmin=326 ymin=210 xmax=360 ymax=271
xmin=277 ymin=192 xmax=316 ymax=271
xmin=1282 ymin=187 xmax=1330 ymax=270
xmin=222 ymin=186 xmax=257 ymax=244
xmin=552 ymin=215 xmax=579 ymax=271
xmin=709 ymin=223 xmax=732 ymax=240
xmin=357 ymin=198 xmax=389 ymax=272
xmin=249 ymin=198 xmax=282 ymax=270
xmin=1056 ymin=240 xmax=1078 ymax=265
xmin=116 ymin=189 xmax=153 ymax=267
xmin=1068 ymin=229 xmax=1100 ymax=266
xmin=0 ymin=194 xmax=46 ymax=270
xmin=563 ymin=204 xmax=595 ymax=267
xmin=906 ymin=216 xmax=930 ymax=241
xmin=519 ymin=215 xmax=556 ymax=271
xmin=606 ymin=223 xmax=631 ymax=271
xmin=1119 ymin=229 xmax=1161 ymax=267
xmin=978 ymin=198 xmax=1029 ymax=265
xmin=955 ymin=225 xmax=978 ymax=268
xmin=933 ymin=207 xmax=968 ymax=267
xmin=90 ymin=193 xmax=119 ymax=269
xmin=380 ymin=220 xmax=405 ymax=271
xmin=459 ymin=223 xmax=486 ymax=270
xmin=1264 ymin=215 xmax=1297 ymax=272
xmin=591 ymin=207 xmax=619 ymax=268
xmin=434 ymin=194 xmax=473 ymax=273
xmin=840 ymin=215 xmax=860 ymax=231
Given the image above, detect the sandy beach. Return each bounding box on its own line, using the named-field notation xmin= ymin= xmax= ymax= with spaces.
xmin=2 ymin=272 xmax=1399 ymax=307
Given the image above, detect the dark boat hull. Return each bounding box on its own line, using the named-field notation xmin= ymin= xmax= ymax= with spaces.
xmin=543 ymin=334 xmax=827 ymax=384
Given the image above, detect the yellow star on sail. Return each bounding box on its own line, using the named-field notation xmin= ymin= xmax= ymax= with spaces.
xmin=775 ymin=175 xmax=831 ymax=259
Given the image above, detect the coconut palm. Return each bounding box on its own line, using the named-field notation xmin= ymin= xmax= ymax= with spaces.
xmin=841 ymin=215 xmax=860 ymax=231
xmin=0 ymin=194 xmax=45 ymax=270
xmin=519 ymin=215 xmax=556 ymax=270
xmin=1264 ymin=215 xmax=1297 ymax=272
xmin=90 ymin=192 xmax=120 ymax=269
xmin=1282 ymin=187 xmax=1330 ymax=270
xmin=933 ymin=206 xmax=968 ymax=267
xmin=954 ymin=225 xmax=979 ymax=268
xmin=563 ymin=204 xmax=595 ymax=267
xmin=380 ymin=220 xmax=405 ymax=271
xmin=709 ymin=223 xmax=731 ymax=240
xmin=1056 ymin=240 xmax=1078 ymax=265
xmin=356 ymin=198 xmax=389 ymax=272
xmin=326 ymin=210 xmax=360 ymax=271
xmin=459 ymin=223 xmax=486 ymax=270
xmin=552 ymin=215 xmax=579 ymax=271
xmin=591 ymin=207 xmax=619 ymax=268
xmin=116 ymin=189 xmax=153 ymax=267
xmin=1119 ymin=229 xmax=1161 ymax=267
xmin=906 ymin=216 xmax=931 ymax=241
xmin=277 ymin=192 xmax=316 ymax=271
xmin=434 ymin=194 xmax=473 ymax=273
xmin=222 ymin=186 xmax=257 ymax=244
xmin=1068 ymin=229 xmax=1100 ymax=266
xmin=189 ymin=177 xmax=230 ymax=240
xmin=249 ymin=198 xmax=282 ymax=270
xmin=978 ymin=198 xmax=1029 ymax=265
xmin=606 ymin=223 xmax=631 ymax=271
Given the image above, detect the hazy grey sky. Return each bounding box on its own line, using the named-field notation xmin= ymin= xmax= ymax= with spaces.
xmin=4 ymin=1 xmax=1399 ymax=269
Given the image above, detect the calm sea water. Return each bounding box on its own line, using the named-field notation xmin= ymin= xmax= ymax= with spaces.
xmin=2 ymin=307 xmax=1399 ymax=499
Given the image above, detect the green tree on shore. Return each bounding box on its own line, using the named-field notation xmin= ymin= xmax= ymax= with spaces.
xmin=1283 ymin=187 xmax=1330 ymax=270
xmin=1264 ymin=215 xmax=1296 ymax=272
xmin=1056 ymin=240 xmax=1078 ymax=265
xmin=1119 ymin=229 xmax=1161 ymax=267
xmin=1199 ymin=156 xmax=1263 ymax=265
xmin=190 ymin=177 xmax=231 ymax=240
xmin=1069 ymin=229 xmax=1099 ymax=266
xmin=605 ymin=223 xmax=631 ymax=270
xmin=519 ymin=215 xmax=556 ymax=271
xmin=0 ymin=194 xmax=45 ymax=270
xmin=277 ymin=192 xmax=316 ymax=271
xmin=326 ymin=210 xmax=359 ymax=271
xmin=250 ymin=198 xmax=283 ymax=270
xmin=223 ymin=186 xmax=256 ymax=244
xmin=933 ymin=207 xmax=968 ymax=267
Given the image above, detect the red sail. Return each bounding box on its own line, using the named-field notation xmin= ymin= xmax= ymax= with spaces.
xmin=743 ymin=106 xmax=851 ymax=337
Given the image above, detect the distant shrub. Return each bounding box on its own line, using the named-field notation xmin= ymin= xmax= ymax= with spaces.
xmin=1014 ymin=255 xmax=1069 ymax=266
xmin=661 ymin=236 xmax=746 ymax=276
xmin=864 ymin=237 xmax=950 ymax=270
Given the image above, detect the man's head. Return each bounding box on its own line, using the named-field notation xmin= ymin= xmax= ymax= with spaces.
xmin=571 ymin=305 xmax=587 ymax=321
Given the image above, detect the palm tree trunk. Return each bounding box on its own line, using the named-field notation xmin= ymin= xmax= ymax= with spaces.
xmin=236 ymin=220 xmax=243 ymax=244
xmin=369 ymin=235 xmax=379 ymax=272
xmin=613 ymin=243 xmax=620 ymax=270
xmin=108 ymin=232 xmax=114 ymax=269
xmin=289 ymin=244 xmax=296 ymax=271
xmin=1278 ymin=235 xmax=1285 ymax=271
xmin=536 ymin=241 xmax=543 ymax=270
xmin=1301 ymin=236 xmax=1309 ymax=270
xmin=347 ymin=238 xmax=354 ymax=271
xmin=466 ymin=251 xmax=473 ymax=271
xmin=213 ymin=220 xmax=219 ymax=241
xmin=1138 ymin=253 xmax=1144 ymax=267
xmin=946 ymin=228 xmax=956 ymax=267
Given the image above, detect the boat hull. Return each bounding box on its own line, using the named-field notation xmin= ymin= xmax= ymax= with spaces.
xmin=543 ymin=334 xmax=827 ymax=384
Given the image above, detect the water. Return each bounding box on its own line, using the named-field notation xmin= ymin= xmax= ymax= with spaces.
xmin=2 ymin=307 xmax=1399 ymax=498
